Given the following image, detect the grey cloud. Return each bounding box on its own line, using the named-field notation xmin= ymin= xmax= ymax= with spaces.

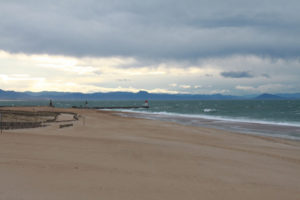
xmin=0 ymin=0 xmax=300 ymax=60
xmin=205 ymin=74 xmax=213 ymax=77
xmin=221 ymin=71 xmax=254 ymax=78
xmin=261 ymin=73 xmax=271 ymax=78
xmin=117 ymin=79 xmax=131 ymax=82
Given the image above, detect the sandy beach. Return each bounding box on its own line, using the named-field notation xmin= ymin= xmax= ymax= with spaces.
xmin=0 ymin=107 xmax=300 ymax=200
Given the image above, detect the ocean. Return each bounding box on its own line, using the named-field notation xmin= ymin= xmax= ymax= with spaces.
xmin=1 ymin=100 xmax=300 ymax=140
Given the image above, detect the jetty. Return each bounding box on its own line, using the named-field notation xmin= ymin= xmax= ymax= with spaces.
xmin=72 ymin=105 xmax=149 ymax=109
xmin=72 ymin=100 xmax=150 ymax=110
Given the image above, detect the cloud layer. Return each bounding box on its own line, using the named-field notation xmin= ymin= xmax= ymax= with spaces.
xmin=0 ymin=1 xmax=299 ymax=94
xmin=0 ymin=51 xmax=299 ymax=94
xmin=1 ymin=0 xmax=300 ymax=59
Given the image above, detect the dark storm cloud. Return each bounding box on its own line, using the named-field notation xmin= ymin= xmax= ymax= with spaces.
xmin=0 ymin=0 xmax=300 ymax=59
xmin=221 ymin=71 xmax=254 ymax=78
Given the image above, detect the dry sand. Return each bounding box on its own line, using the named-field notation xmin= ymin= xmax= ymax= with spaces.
xmin=0 ymin=107 xmax=300 ymax=200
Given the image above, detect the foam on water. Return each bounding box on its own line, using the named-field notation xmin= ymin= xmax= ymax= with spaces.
xmin=203 ymin=108 xmax=216 ymax=113
xmin=114 ymin=109 xmax=300 ymax=127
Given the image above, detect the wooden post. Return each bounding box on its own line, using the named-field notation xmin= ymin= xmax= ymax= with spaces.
xmin=0 ymin=113 xmax=2 ymax=134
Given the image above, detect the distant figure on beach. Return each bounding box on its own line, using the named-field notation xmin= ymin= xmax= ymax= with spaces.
xmin=85 ymin=100 xmax=88 ymax=107
xmin=49 ymin=100 xmax=53 ymax=107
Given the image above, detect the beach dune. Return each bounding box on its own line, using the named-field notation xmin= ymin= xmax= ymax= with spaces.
xmin=0 ymin=107 xmax=299 ymax=200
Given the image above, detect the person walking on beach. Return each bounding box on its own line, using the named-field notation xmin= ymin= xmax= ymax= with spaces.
xmin=49 ymin=100 xmax=53 ymax=107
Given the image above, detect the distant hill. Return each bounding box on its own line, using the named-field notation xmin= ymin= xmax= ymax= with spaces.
xmin=1 ymin=89 xmax=241 ymax=100
xmin=255 ymin=93 xmax=284 ymax=100
xmin=0 ymin=89 xmax=31 ymax=100
xmin=277 ymin=93 xmax=300 ymax=99
xmin=1 ymin=89 xmax=300 ymax=100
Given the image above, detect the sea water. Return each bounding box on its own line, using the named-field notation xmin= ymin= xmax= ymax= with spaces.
xmin=1 ymin=100 xmax=300 ymax=140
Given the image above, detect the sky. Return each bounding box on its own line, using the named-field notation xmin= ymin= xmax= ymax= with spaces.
xmin=0 ymin=0 xmax=299 ymax=95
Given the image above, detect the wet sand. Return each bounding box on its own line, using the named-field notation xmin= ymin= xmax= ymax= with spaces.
xmin=0 ymin=107 xmax=300 ymax=200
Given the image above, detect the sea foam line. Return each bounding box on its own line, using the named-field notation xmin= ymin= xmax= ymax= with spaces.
xmin=111 ymin=109 xmax=300 ymax=128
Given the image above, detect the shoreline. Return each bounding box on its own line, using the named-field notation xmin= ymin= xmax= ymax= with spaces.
xmin=1 ymin=107 xmax=300 ymax=200
xmin=114 ymin=110 xmax=300 ymax=141
xmin=117 ymin=109 xmax=300 ymax=127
